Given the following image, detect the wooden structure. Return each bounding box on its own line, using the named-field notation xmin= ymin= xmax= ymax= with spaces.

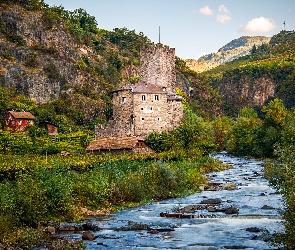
xmin=39 ymin=121 xmax=58 ymax=135
xmin=4 ymin=111 xmax=35 ymax=133
xmin=86 ymin=136 xmax=154 ymax=154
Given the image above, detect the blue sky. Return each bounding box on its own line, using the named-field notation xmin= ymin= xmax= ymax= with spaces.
xmin=44 ymin=0 xmax=295 ymax=59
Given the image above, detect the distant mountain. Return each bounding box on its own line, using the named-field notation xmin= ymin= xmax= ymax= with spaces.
xmin=185 ymin=36 xmax=271 ymax=72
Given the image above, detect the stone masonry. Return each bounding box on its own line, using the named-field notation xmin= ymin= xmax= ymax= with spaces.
xmin=140 ymin=43 xmax=176 ymax=94
xmin=95 ymin=43 xmax=183 ymax=139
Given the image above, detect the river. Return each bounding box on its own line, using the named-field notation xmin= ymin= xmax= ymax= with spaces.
xmin=61 ymin=152 xmax=283 ymax=249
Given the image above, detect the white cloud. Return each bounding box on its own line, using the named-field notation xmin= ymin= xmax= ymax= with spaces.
xmin=239 ymin=17 xmax=276 ymax=33
xmin=218 ymin=5 xmax=230 ymax=14
xmin=199 ymin=6 xmax=213 ymax=16
xmin=217 ymin=14 xmax=231 ymax=23
xmin=216 ymin=5 xmax=231 ymax=23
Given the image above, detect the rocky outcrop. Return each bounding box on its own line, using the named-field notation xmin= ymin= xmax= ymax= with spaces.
xmin=220 ymin=75 xmax=276 ymax=113
xmin=0 ymin=5 xmax=112 ymax=105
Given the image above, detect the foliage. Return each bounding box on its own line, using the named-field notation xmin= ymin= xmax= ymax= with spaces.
xmin=0 ymin=148 xmax=227 ymax=248
xmin=212 ymin=116 xmax=233 ymax=151
xmin=0 ymin=87 xmax=11 ymax=126
xmin=24 ymin=52 xmax=39 ymax=68
xmin=264 ymin=110 xmax=295 ymax=249
xmin=43 ymin=63 xmax=67 ymax=84
xmin=145 ymin=131 xmax=174 ymax=153
xmin=172 ymin=112 xmax=217 ymax=155
xmin=225 ymin=115 xmax=263 ymax=156
xmin=1 ymin=49 xmax=12 ymax=60
xmin=0 ymin=0 xmax=46 ymax=10
xmin=262 ymin=98 xmax=287 ymax=127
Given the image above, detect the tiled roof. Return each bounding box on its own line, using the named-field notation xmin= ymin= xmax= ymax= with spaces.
xmin=132 ymin=83 xmax=166 ymax=93
xmin=115 ymin=83 xmax=166 ymax=93
xmin=86 ymin=136 xmax=145 ymax=151
xmin=8 ymin=111 xmax=35 ymax=120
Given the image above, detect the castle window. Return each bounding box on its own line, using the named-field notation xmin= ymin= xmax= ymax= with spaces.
xmin=141 ymin=107 xmax=144 ymax=110
xmin=154 ymin=95 xmax=159 ymax=101
xmin=150 ymin=107 xmax=153 ymax=110
xmin=141 ymin=117 xmax=145 ymax=122
xmin=142 ymin=95 xmax=146 ymax=101
xmin=157 ymin=117 xmax=162 ymax=122
xmin=122 ymin=97 xmax=126 ymax=103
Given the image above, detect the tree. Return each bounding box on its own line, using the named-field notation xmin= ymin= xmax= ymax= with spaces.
xmin=0 ymin=87 xmax=11 ymax=129
xmin=262 ymin=98 xmax=287 ymax=127
xmin=172 ymin=112 xmax=217 ymax=155
xmin=251 ymin=44 xmax=257 ymax=55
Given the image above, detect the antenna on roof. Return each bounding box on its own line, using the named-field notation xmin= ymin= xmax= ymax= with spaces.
xmin=283 ymin=21 xmax=286 ymax=31
xmin=159 ymin=26 xmax=161 ymax=44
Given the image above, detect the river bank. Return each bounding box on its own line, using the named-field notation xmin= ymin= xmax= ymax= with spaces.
xmin=56 ymin=152 xmax=283 ymax=249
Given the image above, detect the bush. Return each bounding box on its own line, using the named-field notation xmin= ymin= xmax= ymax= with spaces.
xmin=24 ymin=52 xmax=38 ymax=67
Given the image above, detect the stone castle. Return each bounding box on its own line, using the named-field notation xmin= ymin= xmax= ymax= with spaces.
xmin=95 ymin=43 xmax=184 ymax=139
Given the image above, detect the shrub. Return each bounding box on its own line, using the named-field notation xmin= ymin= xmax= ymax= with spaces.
xmin=75 ymin=60 xmax=87 ymax=70
xmin=1 ymin=49 xmax=12 ymax=59
xmin=24 ymin=52 xmax=38 ymax=67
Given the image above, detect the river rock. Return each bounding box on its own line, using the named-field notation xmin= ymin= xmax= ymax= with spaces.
xmin=222 ymin=183 xmax=236 ymax=190
xmin=200 ymin=198 xmax=222 ymax=204
xmin=225 ymin=206 xmax=239 ymax=214
xmin=45 ymin=226 xmax=56 ymax=234
xmin=115 ymin=221 xmax=150 ymax=231
xmin=59 ymin=222 xmax=84 ymax=231
xmin=82 ymin=231 xmax=98 ymax=241
xmin=246 ymin=227 xmax=262 ymax=233
xmin=207 ymin=206 xmax=217 ymax=212
xmin=83 ymin=222 xmax=102 ymax=231
xmin=261 ymin=205 xmax=275 ymax=210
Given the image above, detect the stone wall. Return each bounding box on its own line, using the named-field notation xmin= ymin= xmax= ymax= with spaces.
xmin=140 ymin=43 xmax=176 ymax=94
xmin=112 ymin=89 xmax=134 ymax=137
xmin=167 ymin=99 xmax=183 ymax=131
xmin=132 ymin=92 xmax=169 ymax=137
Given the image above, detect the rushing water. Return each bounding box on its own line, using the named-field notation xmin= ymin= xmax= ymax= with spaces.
xmin=62 ymin=152 xmax=283 ymax=249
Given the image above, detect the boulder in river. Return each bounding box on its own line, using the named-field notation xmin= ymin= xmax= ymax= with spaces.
xmin=200 ymin=198 xmax=222 ymax=204
xmin=225 ymin=206 xmax=239 ymax=214
xmin=82 ymin=231 xmax=98 ymax=241
xmin=246 ymin=227 xmax=262 ymax=233
xmin=261 ymin=205 xmax=275 ymax=210
xmin=222 ymin=183 xmax=237 ymax=190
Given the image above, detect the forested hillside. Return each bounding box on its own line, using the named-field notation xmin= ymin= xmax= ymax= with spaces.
xmin=0 ymin=0 xmax=220 ymax=130
xmin=200 ymin=30 xmax=295 ymax=116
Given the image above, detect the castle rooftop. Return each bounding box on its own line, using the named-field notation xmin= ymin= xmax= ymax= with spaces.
xmin=115 ymin=82 xmax=167 ymax=94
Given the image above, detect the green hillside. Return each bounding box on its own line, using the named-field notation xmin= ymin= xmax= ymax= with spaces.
xmin=200 ymin=30 xmax=295 ymax=116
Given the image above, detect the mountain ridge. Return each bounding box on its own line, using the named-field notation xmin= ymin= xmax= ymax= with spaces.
xmin=185 ymin=36 xmax=271 ymax=72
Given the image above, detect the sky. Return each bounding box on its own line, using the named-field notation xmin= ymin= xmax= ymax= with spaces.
xmin=44 ymin=0 xmax=295 ymax=59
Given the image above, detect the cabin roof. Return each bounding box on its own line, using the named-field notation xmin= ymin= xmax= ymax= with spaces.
xmin=7 ymin=111 xmax=35 ymax=120
xmin=86 ymin=136 xmax=146 ymax=151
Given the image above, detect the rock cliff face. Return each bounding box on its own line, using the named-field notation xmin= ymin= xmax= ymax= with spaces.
xmin=0 ymin=5 xmax=107 ymax=104
xmin=220 ymin=75 xmax=276 ymax=113
xmin=185 ymin=36 xmax=271 ymax=73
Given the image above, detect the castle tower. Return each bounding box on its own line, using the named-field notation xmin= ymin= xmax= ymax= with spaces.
xmin=140 ymin=43 xmax=176 ymax=94
xmin=94 ymin=43 xmax=183 ymax=139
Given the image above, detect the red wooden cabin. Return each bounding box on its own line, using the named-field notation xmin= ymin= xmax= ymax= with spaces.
xmin=4 ymin=111 xmax=35 ymax=133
